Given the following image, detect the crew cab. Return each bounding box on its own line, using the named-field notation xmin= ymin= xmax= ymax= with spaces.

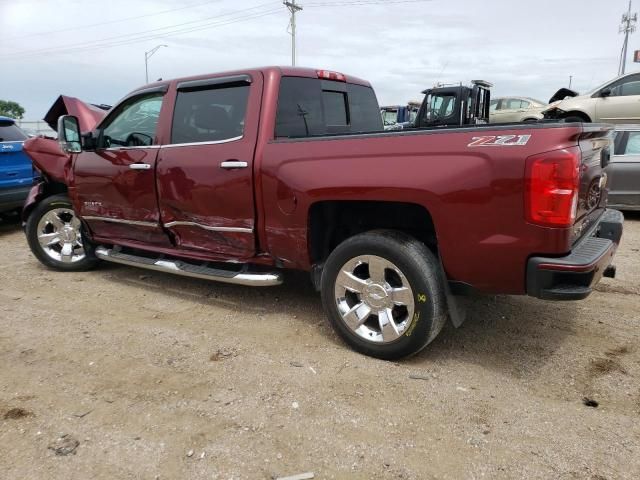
xmin=22 ymin=66 xmax=623 ymax=359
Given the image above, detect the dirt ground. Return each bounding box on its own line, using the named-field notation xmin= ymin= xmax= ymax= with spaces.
xmin=1 ymin=214 xmax=639 ymax=480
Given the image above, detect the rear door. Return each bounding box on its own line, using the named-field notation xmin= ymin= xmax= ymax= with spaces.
xmin=608 ymin=129 xmax=640 ymax=207
xmin=156 ymin=73 xmax=261 ymax=258
xmin=0 ymin=120 xmax=32 ymax=191
xmin=73 ymin=87 xmax=171 ymax=246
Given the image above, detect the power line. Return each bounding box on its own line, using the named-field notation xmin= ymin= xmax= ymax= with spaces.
xmin=306 ymin=0 xmax=432 ymax=6
xmin=0 ymin=2 xmax=281 ymax=60
xmin=4 ymin=0 xmax=223 ymax=41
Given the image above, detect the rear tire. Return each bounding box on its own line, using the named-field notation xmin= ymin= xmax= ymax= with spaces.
xmin=25 ymin=194 xmax=99 ymax=271
xmin=320 ymin=230 xmax=448 ymax=360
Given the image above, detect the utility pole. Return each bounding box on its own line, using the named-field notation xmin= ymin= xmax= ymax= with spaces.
xmin=284 ymin=1 xmax=303 ymax=66
xmin=145 ymin=44 xmax=168 ymax=84
xmin=619 ymin=0 xmax=637 ymax=76
xmin=569 ymin=75 xmax=573 ymax=88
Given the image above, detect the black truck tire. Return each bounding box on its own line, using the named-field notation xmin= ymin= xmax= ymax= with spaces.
xmin=320 ymin=230 xmax=448 ymax=360
xmin=25 ymin=194 xmax=99 ymax=271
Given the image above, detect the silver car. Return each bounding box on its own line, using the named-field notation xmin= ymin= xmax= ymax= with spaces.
xmin=543 ymin=72 xmax=640 ymax=124
xmin=489 ymin=97 xmax=547 ymax=123
xmin=608 ymin=125 xmax=640 ymax=210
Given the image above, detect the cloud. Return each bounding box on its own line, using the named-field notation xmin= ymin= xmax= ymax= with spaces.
xmin=0 ymin=0 xmax=634 ymax=118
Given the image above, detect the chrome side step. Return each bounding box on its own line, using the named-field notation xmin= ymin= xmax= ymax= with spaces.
xmin=94 ymin=246 xmax=283 ymax=287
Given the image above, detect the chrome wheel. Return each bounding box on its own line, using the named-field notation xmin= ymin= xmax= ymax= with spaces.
xmin=334 ymin=255 xmax=415 ymax=344
xmin=36 ymin=208 xmax=86 ymax=263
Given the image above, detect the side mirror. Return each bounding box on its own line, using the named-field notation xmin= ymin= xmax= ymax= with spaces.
xmin=57 ymin=115 xmax=82 ymax=153
xmin=600 ymin=88 xmax=612 ymax=98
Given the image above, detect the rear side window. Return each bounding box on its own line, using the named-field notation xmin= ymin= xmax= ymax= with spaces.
xmin=275 ymin=77 xmax=382 ymax=138
xmin=171 ymin=84 xmax=250 ymax=144
xmin=0 ymin=121 xmax=28 ymax=142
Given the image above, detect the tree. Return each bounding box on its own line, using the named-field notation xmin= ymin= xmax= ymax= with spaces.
xmin=0 ymin=100 xmax=25 ymax=120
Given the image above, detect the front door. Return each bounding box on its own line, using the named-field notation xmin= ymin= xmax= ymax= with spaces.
xmin=156 ymin=74 xmax=261 ymax=259
xmin=73 ymin=90 xmax=171 ymax=246
xmin=596 ymin=74 xmax=640 ymax=123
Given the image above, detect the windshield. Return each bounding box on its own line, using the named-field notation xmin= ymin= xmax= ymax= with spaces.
xmin=381 ymin=109 xmax=398 ymax=125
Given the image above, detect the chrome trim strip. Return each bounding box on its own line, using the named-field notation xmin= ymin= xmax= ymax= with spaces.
xmin=82 ymin=216 xmax=158 ymax=227
xmin=160 ymin=135 xmax=243 ymax=149
xmin=103 ymin=145 xmax=161 ymax=152
xmin=163 ymin=221 xmax=253 ymax=233
xmin=94 ymin=246 xmax=282 ymax=287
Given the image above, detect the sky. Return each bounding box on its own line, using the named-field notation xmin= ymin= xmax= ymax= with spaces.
xmin=0 ymin=0 xmax=636 ymax=120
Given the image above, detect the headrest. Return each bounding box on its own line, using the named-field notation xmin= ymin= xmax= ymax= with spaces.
xmin=193 ymin=105 xmax=230 ymax=131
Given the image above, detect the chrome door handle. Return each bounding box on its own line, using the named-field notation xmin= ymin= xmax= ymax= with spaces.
xmin=129 ymin=163 xmax=151 ymax=170
xmin=220 ymin=161 xmax=248 ymax=169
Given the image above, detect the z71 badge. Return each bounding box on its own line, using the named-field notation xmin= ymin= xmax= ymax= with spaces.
xmin=468 ymin=134 xmax=531 ymax=147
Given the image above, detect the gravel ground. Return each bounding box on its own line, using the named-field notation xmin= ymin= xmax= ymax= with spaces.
xmin=1 ymin=213 xmax=639 ymax=480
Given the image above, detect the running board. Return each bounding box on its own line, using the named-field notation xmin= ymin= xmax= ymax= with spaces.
xmin=94 ymin=246 xmax=282 ymax=287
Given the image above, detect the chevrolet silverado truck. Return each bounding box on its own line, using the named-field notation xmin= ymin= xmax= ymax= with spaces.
xmin=21 ymin=66 xmax=623 ymax=359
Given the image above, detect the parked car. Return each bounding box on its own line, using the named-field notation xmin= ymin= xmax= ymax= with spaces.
xmin=0 ymin=116 xmax=37 ymax=215
xmin=21 ymin=66 xmax=623 ymax=359
xmin=489 ymin=97 xmax=547 ymax=123
xmin=608 ymin=125 xmax=640 ymax=210
xmin=543 ymin=72 xmax=640 ymax=123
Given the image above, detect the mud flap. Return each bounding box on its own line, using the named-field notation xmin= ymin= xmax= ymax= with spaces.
xmin=439 ymin=257 xmax=467 ymax=328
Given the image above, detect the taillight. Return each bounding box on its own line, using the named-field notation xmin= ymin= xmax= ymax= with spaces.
xmin=525 ymin=146 xmax=580 ymax=227
xmin=316 ymin=70 xmax=346 ymax=82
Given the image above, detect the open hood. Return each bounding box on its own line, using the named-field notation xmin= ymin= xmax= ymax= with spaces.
xmin=43 ymin=95 xmax=111 ymax=132
xmin=548 ymin=88 xmax=579 ymax=104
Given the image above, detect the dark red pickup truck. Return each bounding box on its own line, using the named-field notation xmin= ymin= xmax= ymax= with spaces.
xmin=22 ymin=66 xmax=623 ymax=359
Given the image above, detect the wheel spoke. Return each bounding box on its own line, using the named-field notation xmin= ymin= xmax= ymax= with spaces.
xmin=45 ymin=211 xmax=65 ymax=230
xmin=342 ymin=302 xmax=371 ymax=329
xmin=70 ymin=215 xmax=81 ymax=229
xmin=378 ymin=308 xmax=400 ymax=342
xmin=391 ymin=287 xmax=413 ymax=306
xmin=367 ymin=256 xmax=387 ymax=283
xmin=38 ymin=232 xmax=61 ymax=247
xmin=336 ymin=269 xmax=368 ymax=294
xmin=60 ymin=242 xmax=74 ymax=263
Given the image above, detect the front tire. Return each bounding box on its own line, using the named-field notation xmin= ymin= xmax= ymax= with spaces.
xmin=25 ymin=194 xmax=98 ymax=271
xmin=320 ymin=230 xmax=448 ymax=360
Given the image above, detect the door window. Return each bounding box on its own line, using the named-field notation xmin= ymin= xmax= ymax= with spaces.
xmin=504 ymin=98 xmax=529 ymax=110
xmin=100 ymin=94 xmax=163 ymax=148
xmin=489 ymin=100 xmax=499 ymax=112
xmin=171 ymin=84 xmax=250 ymax=144
xmin=608 ymin=75 xmax=640 ymax=96
xmin=624 ymin=131 xmax=640 ymax=154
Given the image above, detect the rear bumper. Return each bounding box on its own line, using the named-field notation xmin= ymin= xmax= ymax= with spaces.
xmin=0 ymin=185 xmax=31 ymax=213
xmin=526 ymin=209 xmax=624 ymax=300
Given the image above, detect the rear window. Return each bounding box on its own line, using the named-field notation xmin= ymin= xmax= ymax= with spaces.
xmin=0 ymin=121 xmax=28 ymax=142
xmin=275 ymin=77 xmax=382 ymax=138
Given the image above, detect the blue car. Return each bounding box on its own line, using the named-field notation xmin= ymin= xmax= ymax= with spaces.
xmin=0 ymin=116 xmax=37 ymax=215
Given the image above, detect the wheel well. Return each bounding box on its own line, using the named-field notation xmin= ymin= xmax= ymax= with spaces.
xmin=562 ymin=111 xmax=591 ymax=122
xmin=308 ymin=201 xmax=437 ymax=264
xmin=22 ymin=179 xmax=68 ymax=221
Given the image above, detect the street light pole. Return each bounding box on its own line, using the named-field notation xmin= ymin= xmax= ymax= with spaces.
xmin=145 ymin=44 xmax=168 ymax=83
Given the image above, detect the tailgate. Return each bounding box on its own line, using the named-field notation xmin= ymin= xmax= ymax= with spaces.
xmin=573 ymin=124 xmax=613 ymax=243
